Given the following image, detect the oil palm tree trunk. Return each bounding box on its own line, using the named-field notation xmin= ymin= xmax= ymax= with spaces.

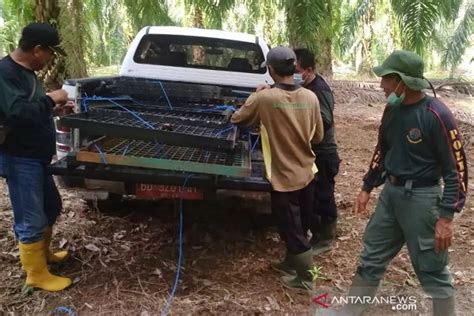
xmin=357 ymin=0 xmax=375 ymax=77
xmin=59 ymin=0 xmax=87 ymax=78
xmin=34 ymin=0 xmax=64 ymax=90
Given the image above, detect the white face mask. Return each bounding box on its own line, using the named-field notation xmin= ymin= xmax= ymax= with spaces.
xmin=293 ymin=73 xmax=304 ymax=85
xmin=387 ymin=81 xmax=406 ymax=107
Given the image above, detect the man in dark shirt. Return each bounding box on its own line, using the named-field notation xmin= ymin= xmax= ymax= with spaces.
xmin=0 ymin=23 xmax=73 ymax=292
xmin=323 ymin=50 xmax=468 ymax=316
xmin=294 ymin=48 xmax=340 ymax=256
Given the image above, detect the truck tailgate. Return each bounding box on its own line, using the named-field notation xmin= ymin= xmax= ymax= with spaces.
xmin=49 ymin=158 xmax=271 ymax=192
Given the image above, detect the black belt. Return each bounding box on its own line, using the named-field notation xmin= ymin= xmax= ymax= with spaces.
xmin=388 ymin=175 xmax=439 ymax=188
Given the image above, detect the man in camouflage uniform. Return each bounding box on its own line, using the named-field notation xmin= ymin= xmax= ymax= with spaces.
xmin=322 ymin=50 xmax=468 ymax=316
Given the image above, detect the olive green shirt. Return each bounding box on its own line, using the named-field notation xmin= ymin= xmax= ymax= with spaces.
xmin=231 ymin=83 xmax=324 ymax=192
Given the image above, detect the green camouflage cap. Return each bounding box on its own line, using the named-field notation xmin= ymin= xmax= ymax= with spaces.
xmin=373 ymin=50 xmax=429 ymax=90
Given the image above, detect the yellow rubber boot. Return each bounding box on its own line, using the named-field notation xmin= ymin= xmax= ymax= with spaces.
xmin=44 ymin=227 xmax=69 ymax=263
xmin=19 ymin=240 xmax=72 ymax=292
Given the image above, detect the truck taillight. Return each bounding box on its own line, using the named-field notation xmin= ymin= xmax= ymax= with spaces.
xmin=58 ymin=125 xmax=71 ymax=133
xmin=56 ymin=125 xmax=72 ymax=156
xmin=55 ymin=114 xmax=72 ymax=159
xmin=56 ymin=129 xmax=71 ymax=143
xmin=57 ymin=144 xmax=71 ymax=152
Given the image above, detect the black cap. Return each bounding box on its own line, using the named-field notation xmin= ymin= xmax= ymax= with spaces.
xmin=262 ymin=46 xmax=296 ymax=67
xmin=21 ymin=22 xmax=66 ymax=56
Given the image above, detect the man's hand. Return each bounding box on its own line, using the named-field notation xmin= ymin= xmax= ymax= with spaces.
xmin=256 ymin=83 xmax=271 ymax=92
xmin=353 ymin=190 xmax=371 ymax=215
xmin=435 ymin=217 xmax=453 ymax=253
xmin=53 ymin=100 xmax=75 ymax=116
xmin=47 ymin=89 xmax=68 ymax=105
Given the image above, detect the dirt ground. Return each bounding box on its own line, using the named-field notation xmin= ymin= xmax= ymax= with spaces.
xmin=0 ymin=85 xmax=473 ymax=315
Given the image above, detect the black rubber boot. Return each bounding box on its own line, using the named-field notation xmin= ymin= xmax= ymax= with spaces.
xmin=433 ymin=296 xmax=455 ymax=316
xmin=280 ymin=249 xmax=314 ymax=291
xmin=311 ymin=220 xmax=336 ymax=256
xmin=271 ymin=252 xmax=296 ymax=276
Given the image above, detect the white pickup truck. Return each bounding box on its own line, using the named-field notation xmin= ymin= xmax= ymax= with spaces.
xmin=51 ymin=26 xmax=273 ymax=206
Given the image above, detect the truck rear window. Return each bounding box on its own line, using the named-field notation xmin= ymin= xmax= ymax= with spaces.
xmin=133 ymin=34 xmax=266 ymax=74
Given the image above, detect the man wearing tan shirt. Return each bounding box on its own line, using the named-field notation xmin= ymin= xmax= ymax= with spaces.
xmin=231 ymin=46 xmax=324 ymax=291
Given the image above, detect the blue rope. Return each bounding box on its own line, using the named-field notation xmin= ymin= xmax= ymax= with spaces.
xmin=81 ymin=93 xmax=89 ymax=112
xmin=94 ymin=144 xmax=108 ymax=164
xmin=53 ymin=307 xmax=76 ymax=316
xmin=81 ymin=93 xmax=91 ymax=112
xmin=105 ymin=99 xmax=155 ymax=130
xmin=154 ymin=140 xmax=166 ymax=158
xmin=131 ymin=98 xmax=147 ymax=106
xmin=248 ymin=132 xmax=252 ymax=151
xmin=160 ymin=174 xmax=194 ymax=316
xmin=197 ymin=105 xmax=236 ymax=113
xmin=82 ymin=95 xmax=134 ymax=112
xmin=82 ymin=95 xmax=233 ymax=117
xmin=251 ymin=135 xmax=260 ymax=153
xmin=82 ymin=99 xmax=89 ymax=112
xmin=82 ymin=96 xmax=155 ymax=129
xmin=216 ymin=126 xmax=234 ymax=136
xmin=122 ymin=144 xmax=130 ymax=156
xmin=158 ymin=81 xmax=173 ymax=110
xmin=204 ymin=151 xmax=210 ymax=163
xmin=84 ymin=96 xmax=133 ymax=102
xmin=82 ymin=96 xmax=237 ymax=143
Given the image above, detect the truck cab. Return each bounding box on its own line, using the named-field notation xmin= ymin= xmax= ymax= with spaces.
xmin=52 ymin=26 xmax=273 ymax=204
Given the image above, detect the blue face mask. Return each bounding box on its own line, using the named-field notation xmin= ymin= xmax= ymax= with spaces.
xmin=293 ymin=73 xmax=304 ymax=85
xmin=387 ymin=81 xmax=405 ymax=107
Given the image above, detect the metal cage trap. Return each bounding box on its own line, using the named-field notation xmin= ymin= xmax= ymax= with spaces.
xmin=60 ymin=107 xmax=238 ymax=150
xmin=60 ymin=99 xmax=253 ymax=177
xmin=75 ymin=137 xmax=251 ymax=177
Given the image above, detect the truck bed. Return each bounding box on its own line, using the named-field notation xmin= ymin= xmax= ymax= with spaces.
xmin=49 ymin=156 xmax=270 ymax=192
xmin=53 ymin=76 xmax=270 ymax=196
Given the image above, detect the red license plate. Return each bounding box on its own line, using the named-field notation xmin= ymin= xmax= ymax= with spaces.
xmin=135 ymin=184 xmax=204 ymax=200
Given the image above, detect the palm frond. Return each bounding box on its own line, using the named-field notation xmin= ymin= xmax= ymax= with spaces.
xmin=234 ymin=0 xmax=261 ymax=33
xmin=442 ymin=2 xmax=473 ymax=68
xmin=390 ymin=0 xmax=439 ymax=56
xmin=269 ymin=1 xmax=288 ymax=46
xmin=439 ymin=0 xmax=463 ymax=21
xmin=339 ymin=0 xmax=370 ymax=54
xmin=285 ymin=0 xmax=327 ymax=50
xmin=183 ymin=0 xmax=238 ymax=29
xmin=203 ymin=0 xmax=237 ymax=29
xmin=431 ymin=21 xmax=451 ymax=52
xmin=85 ymin=0 xmax=106 ymax=29
xmin=0 ymin=0 xmax=34 ymax=53
xmin=123 ymin=0 xmax=173 ymax=30
xmin=243 ymin=0 xmax=263 ymax=21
